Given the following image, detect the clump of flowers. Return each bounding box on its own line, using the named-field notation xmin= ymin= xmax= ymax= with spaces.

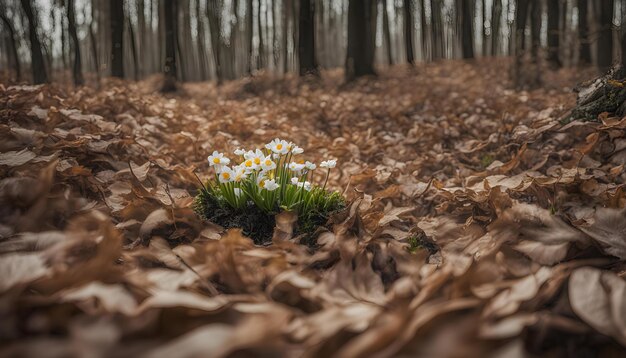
xmin=194 ymin=139 xmax=345 ymax=244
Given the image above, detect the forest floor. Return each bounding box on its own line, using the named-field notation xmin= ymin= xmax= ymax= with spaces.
xmin=2 ymin=58 xmax=626 ymax=357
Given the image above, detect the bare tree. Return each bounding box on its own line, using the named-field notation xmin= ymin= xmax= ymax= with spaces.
xmin=162 ymin=0 xmax=177 ymax=91
xmin=298 ymin=0 xmax=319 ymax=76
xmin=460 ymin=0 xmax=475 ymax=59
xmin=0 ymin=10 xmax=21 ymax=82
xmin=577 ymin=0 xmax=591 ymax=65
xmin=547 ymin=0 xmax=561 ymax=68
xmin=382 ymin=0 xmax=393 ymax=66
xmin=110 ymin=0 xmax=124 ymax=78
xmin=596 ymin=0 xmax=614 ymax=72
xmin=20 ymin=0 xmax=48 ymax=84
xmin=345 ymin=0 xmax=376 ymax=80
xmin=404 ymin=0 xmax=415 ymax=65
xmin=67 ymin=0 xmax=84 ymax=85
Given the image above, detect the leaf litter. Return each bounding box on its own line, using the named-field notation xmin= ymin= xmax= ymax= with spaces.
xmin=1 ymin=60 xmax=626 ymax=356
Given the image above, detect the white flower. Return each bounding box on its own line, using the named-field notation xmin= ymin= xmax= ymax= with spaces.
xmin=304 ymin=161 xmax=316 ymax=170
xmin=290 ymin=177 xmax=311 ymax=190
xmin=260 ymin=156 xmax=276 ymax=171
xmin=291 ymin=145 xmax=304 ymax=154
xmin=289 ymin=162 xmax=305 ymax=173
xmin=233 ymin=165 xmax=248 ymax=182
xmin=320 ymin=159 xmax=337 ymax=169
xmin=218 ymin=166 xmax=235 ymax=183
xmin=266 ymin=138 xmax=290 ymax=155
xmin=208 ymin=151 xmax=230 ymax=166
xmin=263 ymin=179 xmax=279 ymax=191
xmin=234 ymin=148 xmax=245 ymax=156
xmin=242 ymin=149 xmax=264 ymax=170
xmin=234 ymin=188 xmax=243 ymax=197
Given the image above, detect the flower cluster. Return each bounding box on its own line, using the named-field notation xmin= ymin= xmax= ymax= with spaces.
xmin=201 ymin=139 xmax=338 ymax=214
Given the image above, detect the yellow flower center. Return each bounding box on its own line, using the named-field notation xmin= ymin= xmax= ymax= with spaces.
xmin=254 ymin=157 xmax=261 ymax=165
xmin=259 ymin=180 xmax=266 ymax=188
xmin=276 ymin=144 xmax=283 ymax=150
xmin=221 ymin=172 xmax=230 ymax=180
xmin=264 ymin=159 xmax=272 ymax=166
xmin=213 ymin=158 xmax=221 ymax=164
xmin=245 ymin=160 xmax=253 ymax=167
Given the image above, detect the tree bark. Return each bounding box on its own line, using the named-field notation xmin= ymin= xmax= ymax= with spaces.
xmin=345 ymin=0 xmax=376 ymax=81
xmin=257 ymin=0 xmax=265 ymax=69
xmin=110 ymin=0 xmax=125 ymax=78
xmin=282 ymin=0 xmax=291 ymax=73
xmin=382 ymin=0 xmax=393 ymax=66
xmin=491 ymin=0 xmax=502 ymax=56
xmin=597 ymin=0 xmax=614 ymax=73
xmin=298 ymin=0 xmax=319 ymax=76
xmin=404 ymin=0 xmax=415 ymax=65
xmin=547 ymin=0 xmax=561 ymax=68
xmin=513 ymin=0 xmax=529 ymax=87
xmin=67 ymin=0 xmax=84 ymax=85
xmin=0 ymin=13 xmax=21 ymax=82
xmin=482 ymin=0 xmax=487 ymax=56
xmin=461 ymin=0 xmax=475 ymax=59
xmin=430 ymin=0 xmax=443 ymax=60
xmin=127 ymin=16 xmax=139 ymax=81
xmin=577 ymin=0 xmax=591 ymax=65
xmin=20 ymin=0 xmax=48 ymax=84
xmin=89 ymin=1 xmax=100 ymax=83
xmin=247 ymin=0 xmax=254 ymax=74
xmin=196 ymin=0 xmax=207 ymax=80
xmin=207 ymin=0 xmax=223 ymax=83
xmin=420 ymin=0 xmax=427 ymax=61
xmin=162 ymin=0 xmax=177 ymax=91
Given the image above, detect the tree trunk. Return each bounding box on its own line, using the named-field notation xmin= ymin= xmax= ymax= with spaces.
xmin=530 ymin=0 xmax=542 ymax=85
xmin=137 ymin=0 xmax=145 ymax=78
xmin=577 ymin=0 xmax=591 ymax=65
xmin=420 ymin=0 xmax=427 ymax=61
xmin=461 ymin=0 xmax=475 ymax=59
xmin=345 ymin=0 xmax=376 ymax=81
xmin=547 ymin=0 xmax=561 ymax=68
xmin=597 ymin=0 xmax=614 ymax=73
xmin=404 ymin=0 xmax=415 ymax=65
xmin=382 ymin=0 xmax=393 ymax=66
xmin=207 ymin=0 xmax=223 ymax=83
xmin=110 ymin=0 xmax=124 ymax=78
xmin=257 ymin=0 xmax=265 ymax=69
xmin=482 ymin=0 xmax=487 ymax=56
xmin=513 ymin=0 xmax=529 ymax=87
xmin=20 ymin=0 xmax=48 ymax=84
xmin=247 ymin=0 xmax=254 ymax=74
xmin=430 ymin=0 xmax=443 ymax=60
xmin=162 ymin=0 xmax=177 ymax=92
xmin=491 ymin=0 xmax=502 ymax=56
xmin=127 ymin=16 xmax=139 ymax=81
xmin=298 ymin=0 xmax=319 ymax=76
xmin=67 ymin=0 xmax=84 ymax=85
xmin=196 ymin=0 xmax=207 ymax=80
xmin=89 ymin=1 xmax=100 ymax=83
xmin=0 ymin=13 xmax=21 ymax=82
xmin=282 ymin=0 xmax=291 ymax=73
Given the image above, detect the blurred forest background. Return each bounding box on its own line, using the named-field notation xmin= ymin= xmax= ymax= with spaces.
xmin=0 ymin=0 xmax=624 ymax=89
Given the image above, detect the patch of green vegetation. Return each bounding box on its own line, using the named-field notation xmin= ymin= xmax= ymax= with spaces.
xmin=297 ymin=190 xmax=346 ymax=246
xmin=194 ymin=184 xmax=345 ymax=246
xmin=193 ymin=185 xmax=276 ymax=244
